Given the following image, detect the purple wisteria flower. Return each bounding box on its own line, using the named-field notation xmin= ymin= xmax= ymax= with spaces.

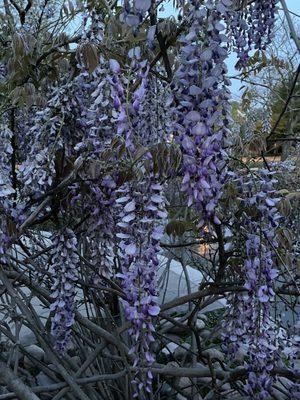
xmin=108 ymin=57 xmax=134 ymax=149
xmin=227 ymin=0 xmax=278 ymax=67
xmin=109 ymin=47 xmax=151 ymax=150
xmin=110 ymin=45 xmax=169 ymax=396
xmin=88 ymin=176 xmax=117 ymax=282
xmin=116 ymin=180 xmax=166 ymax=397
xmin=171 ymin=0 xmax=231 ymax=227
xmin=0 ymin=125 xmax=15 ymax=199
xmin=223 ymin=171 xmax=282 ymax=399
xmin=18 ymin=82 xmax=82 ymax=198
xmin=0 ymin=125 xmax=16 ymax=263
xmin=50 ymin=228 xmax=79 ymax=354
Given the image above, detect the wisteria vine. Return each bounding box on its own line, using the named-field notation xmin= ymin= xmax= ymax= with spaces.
xmin=171 ymin=0 xmax=231 ymax=227
xmin=117 ymin=180 xmax=166 ymax=396
xmin=0 ymin=0 xmax=297 ymax=398
xmin=50 ymin=228 xmax=79 ymax=354
xmin=223 ymin=171 xmax=282 ymax=399
xmin=228 ymin=0 xmax=278 ymax=66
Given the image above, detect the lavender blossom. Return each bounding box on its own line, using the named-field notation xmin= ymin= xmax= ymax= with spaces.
xmin=88 ymin=176 xmax=117 ymax=282
xmin=109 ymin=47 xmax=151 ymax=150
xmin=223 ymin=171 xmax=282 ymax=399
xmin=0 ymin=125 xmax=15 ymax=199
xmin=18 ymin=83 xmax=82 ymax=197
xmin=171 ymin=0 xmax=231 ymax=227
xmin=0 ymin=125 xmax=16 ymax=263
xmin=227 ymin=1 xmax=278 ymax=67
xmin=117 ymin=180 xmax=166 ymax=397
xmin=50 ymin=228 xmax=79 ymax=354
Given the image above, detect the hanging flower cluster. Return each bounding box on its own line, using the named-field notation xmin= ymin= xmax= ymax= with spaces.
xmin=130 ymin=52 xmax=150 ymax=138
xmin=171 ymin=0 xmax=231 ymax=227
xmin=262 ymin=105 xmax=273 ymax=135
xmin=88 ymin=176 xmax=117 ymax=282
xmin=243 ymin=108 xmax=259 ymax=141
xmin=74 ymin=6 xmax=109 ymax=155
xmin=223 ymin=171 xmax=282 ymax=399
xmin=18 ymin=83 xmax=81 ymax=198
xmin=108 ymin=57 xmax=134 ymax=149
xmin=77 ymin=59 xmax=122 ymax=155
xmin=71 ymin=65 xmax=122 ymax=289
xmin=228 ymin=0 xmax=278 ymax=66
xmin=0 ymin=125 xmax=15 ymax=263
xmin=69 ymin=172 xmax=117 ymax=288
xmin=109 ymin=47 xmax=151 ymax=150
xmin=49 ymin=228 xmax=79 ymax=354
xmin=19 ymin=7 xmax=109 ymax=199
xmin=135 ymin=74 xmax=170 ymax=146
xmin=0 ymin=125 xmax=15 ymax=200
xmin=110 ymin=45 xmax=169 ymax=396
xmin=116 ymin=180 xmax=166 ymax=397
